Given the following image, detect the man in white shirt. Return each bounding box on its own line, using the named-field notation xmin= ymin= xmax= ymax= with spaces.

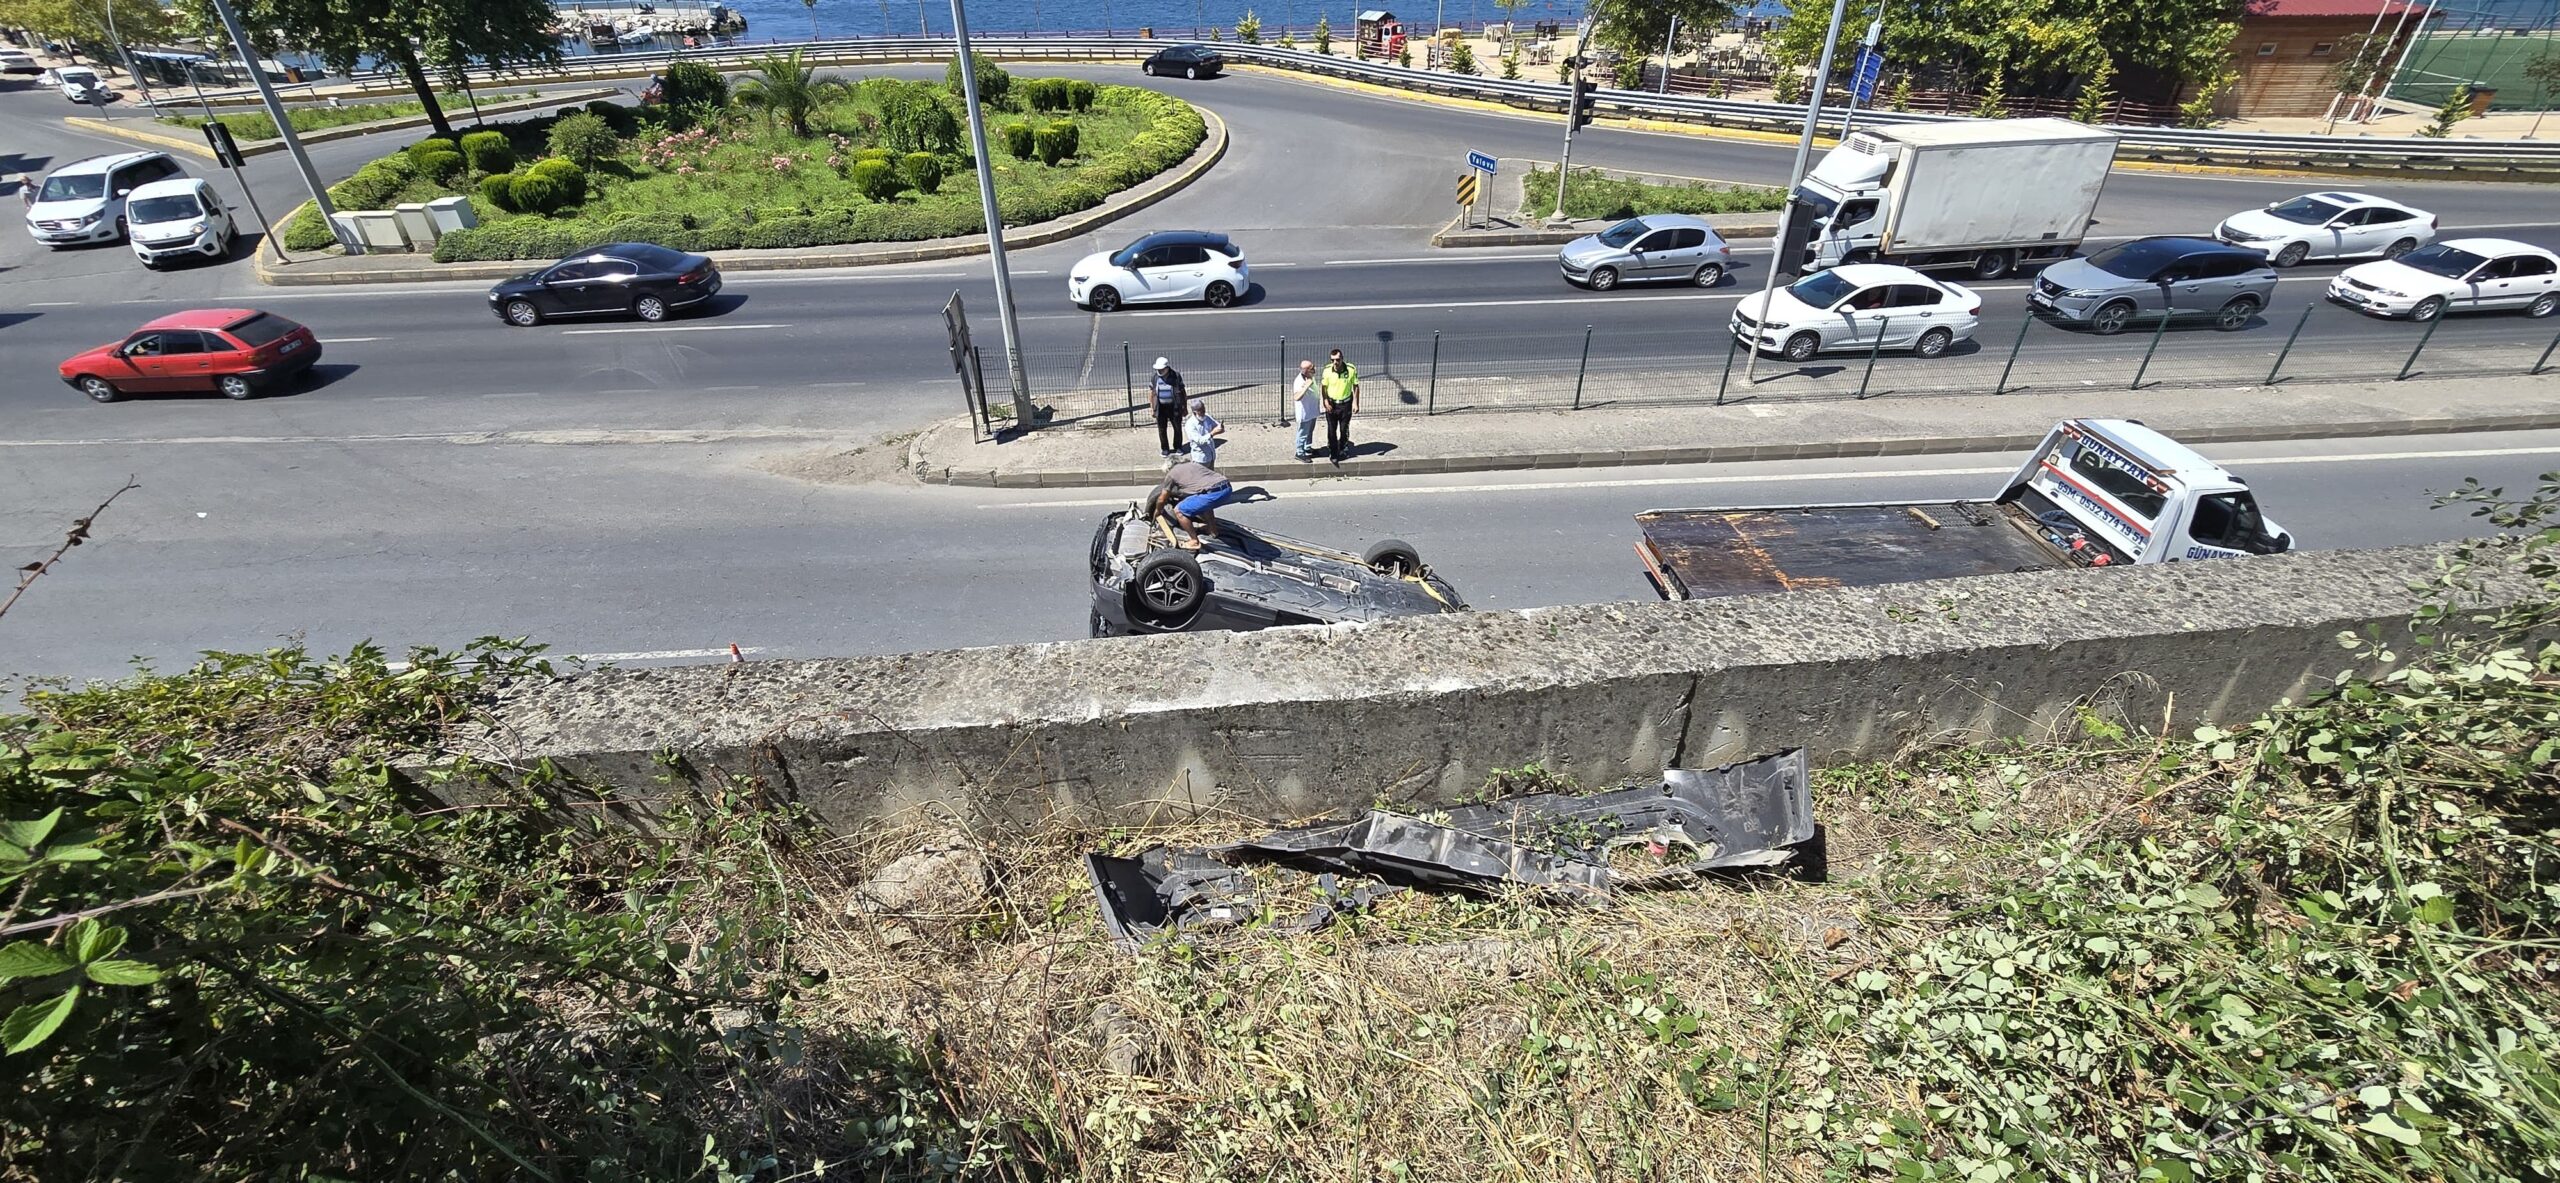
xmin=1290 ymin=359 xmax=1319 ymax=461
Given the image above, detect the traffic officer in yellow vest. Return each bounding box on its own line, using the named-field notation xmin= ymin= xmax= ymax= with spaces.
xmin=1320 ymin=347 xmax=1360 ymax=463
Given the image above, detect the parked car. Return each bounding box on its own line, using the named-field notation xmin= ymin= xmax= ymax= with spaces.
xmin=1089 ymin=504 xmax=1466 ymax=636
xmin=48 ymin=64 xmax=105 ymax=101
xmin=1559 ymin=214 xmax=1733 ymax=290
xmin=2028 ymin=237 xmax=2277 ymax=335
xmin=486 ymin=242 xmax=721 ymax=326
xmin=125 ymin=176 xmax=235 ymax=268
xmin=57 ymin=309 xmax=322 ymax=402
xmin=1141 ymin=44 xmax=1223 ymax=79
xmin=2215 ymin=191 xmax=2435 ymax=267
xmin=2328 ymin=238 xmax=2560 ymax=322
xmin=1729 ymin=263 xmax=1981 ymax=361
xmin=0 ymin=49 xmax=42 ymax=76
xmin=1069 ymin=229 xmax=1249 ymax=312
xmin=23 ymin=151 xmax=183 ymax=246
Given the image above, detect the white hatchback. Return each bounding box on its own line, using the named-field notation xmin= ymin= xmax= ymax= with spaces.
xmin=125 ymin=177 xmax=235 ymax=268
xmin=2215 ymin=191 xmax=2435 ymax=268
xmin=2327 ymin=238 xmax=2560 ymax=322
xmin=1731 ymin=263 xmax=1982 ymax=362
xmin=1069 ymin=230 xmax=1249 ymax=311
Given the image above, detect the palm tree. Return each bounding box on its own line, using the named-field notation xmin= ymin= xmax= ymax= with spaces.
xmin=734 ymin=49 xmax=849 ymax=138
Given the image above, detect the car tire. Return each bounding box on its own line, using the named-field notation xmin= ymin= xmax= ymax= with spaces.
xmin=1914 ymin=327 xmax=1953 ymax=358
xmin=2525 ymin=292 xmax=2560 ymax=319
xmin=2214 ymin=295 xmax=2260 ymax=331
xmin=1363 ymin=539 xmax=1423 ymax=577
xmin=1782 ymin=331 xmax=1822 ymax=362
xmin=2410 ymin=295 xmax=2447 ymax=323
xmin=504 ymin=298 xmax=541 ymax=327
xmin=76 ymin=376 xmax=119 ymax=403
xmin=2090 ymin=300 xmax=2139 ymax=336
xmin=1588 ymin=265 xmax=1620 ymax=291
xmin=2384 ymin=237 xmax=2418 ymax=260
xmin=2273 ymin=242 xmax=2309 ymax=268
xmin=1692 ymin=263 xmax=1724 ymax=287
xmin=217 ymin=374 xmax=255 ymax=400
xmin=1971 ymin=250 xmax=2013 ymax=281
xmin=1088 ymin=286 xmax=1121 ymax=312
xmin=634 ymin=294 xmax=669 ymax=321
xmin=1128 ymin=550 xmax=1205 ymax=629
xmin=1204 ymin=281 xmax=1236 ymax=308
xmin=1186 ymin=66 xmax=1198 ymax=79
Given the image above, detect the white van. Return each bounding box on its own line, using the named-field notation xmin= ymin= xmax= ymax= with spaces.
xmin=125 ymin=177 xmax=235 ymax=267
xmin=49 ymin=64 xmax=105 ymax=102
xmin=24 ymin=151 xmax=183 ymax=246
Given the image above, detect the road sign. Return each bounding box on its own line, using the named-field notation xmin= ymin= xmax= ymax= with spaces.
xmin=1455 ymin=173 xmax=1479 ymax=207
xmin=1466 ymin=149 xmax=1498 ymax=175
xmin=1850 ymin=47 xmax=1885 ymax=105
xmin=203 ymin=121 xmax=244 ymax=168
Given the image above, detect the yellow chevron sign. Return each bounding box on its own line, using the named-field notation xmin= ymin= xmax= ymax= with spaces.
xmin=1456 ymin=173 xmax=1479 ymax=206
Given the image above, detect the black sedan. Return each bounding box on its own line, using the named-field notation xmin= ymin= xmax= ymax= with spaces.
xmin=1141 ymin=44 xmax=1223 ymax=79
xmin=486 ymin=242 xmax=720 ymax=327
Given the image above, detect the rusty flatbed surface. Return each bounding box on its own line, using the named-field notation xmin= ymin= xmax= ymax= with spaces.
xmin=1634 ymin=501 xmax=2067 ymax=600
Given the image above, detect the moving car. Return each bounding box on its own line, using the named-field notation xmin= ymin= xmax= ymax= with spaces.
xmin=2028 ymin=237 xmax=2277 ymax=335
xmin=125 ymin=176 xmax=235 ymax=268
xmin=1069 ymin=229 xmax=1249 ymax=311
xmin=49 ymin=64 xmax=105 ymax=101
xmin=2215 ymin=191 xmax=2435 ymax=267
xmin=0 ymin=49 xmax=42 ymax=76
xmin=1141 ymin=44 xmax=1223 ymax=79
xmin=58 ymin=309 xmax=322 ymax=403
xmin=1729 ymin=263 xmax=1981 ymax=362
xmin=24 ymin=151 xmax=183 ymax=246
xmin=2327 ymin=238 xmax=2560 ymax=322
xmin=1089 ymin=505 xmax=1465 ymax=636
xmin=486 ymin=241 xmax=721 ymax=326
xmin=1558 ymin=213 xmax=1732 ymax=290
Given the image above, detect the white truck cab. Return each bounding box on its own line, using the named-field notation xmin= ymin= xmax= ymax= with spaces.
xmin=2005 ymin=419 xmax=2292 ymax=565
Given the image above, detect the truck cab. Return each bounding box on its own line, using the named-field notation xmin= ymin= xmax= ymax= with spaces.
xmin=2001 ymin=419 xmax=2291 ymax=566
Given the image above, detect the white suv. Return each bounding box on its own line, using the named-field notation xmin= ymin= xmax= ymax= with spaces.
xmin=24 ymin=152 xmax=183 ymax=247
xmin=126 ymin=177 xmax=235 ymax=267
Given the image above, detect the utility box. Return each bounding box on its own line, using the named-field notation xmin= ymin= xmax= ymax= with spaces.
xmin=335 ymin=210 xmax=411 ymax=251
xmin=393 ymin=202 xmax=436 ymax=244
xmin=424 ymin=195 xmax=478 ymax=235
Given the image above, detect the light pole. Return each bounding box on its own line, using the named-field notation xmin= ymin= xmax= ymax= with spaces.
xmin=1837 ymin=11 xmax=1882 ymax=137
xmin=100 ymin=0 xmax=160 ymax=114
xmin=1546 ymin=13 xmax=1596 ymax=227
xmin=205 ymin=0 xmax=360 ymax=254
xmin=1656 ymin=16 xmax=1677 ymax=93
xmin=1743 ymin=0 xmax=1851 ymax=384
xmin=950 ymin=0 xmax=1033 ymax=427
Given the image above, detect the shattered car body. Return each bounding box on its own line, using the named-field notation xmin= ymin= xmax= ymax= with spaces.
xmin=1088 ymin=504 xmax=1467 ymax=636
xmin=1087 ymin=750 xmax=1819 ymax=950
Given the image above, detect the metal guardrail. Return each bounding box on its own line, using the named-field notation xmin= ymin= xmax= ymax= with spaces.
xmin=187 ymin=35 xmax=2560 ymax=173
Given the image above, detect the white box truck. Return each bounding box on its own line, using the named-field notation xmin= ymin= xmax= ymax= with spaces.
xmin=1791 ymin=117 xmax=2120 ymax=281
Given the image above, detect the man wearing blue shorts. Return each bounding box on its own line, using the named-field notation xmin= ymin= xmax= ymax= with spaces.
xmin=1148 ymin=459 xmax=1233 ymax=551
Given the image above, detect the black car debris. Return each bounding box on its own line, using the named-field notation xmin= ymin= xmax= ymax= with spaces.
xmin=1086 ymin=750 xmax=1823 ymax=951
xmin=1142 ymin=44 xmax=1224 ymax=79
xmin=486 ymin=241 xmax=721 ymax=327
xmin=1089 ymin=503 xmax=1466 ymax=636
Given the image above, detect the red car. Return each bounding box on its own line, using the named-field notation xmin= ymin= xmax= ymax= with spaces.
xmin=59 ymin=309 xmax=322 ymax=403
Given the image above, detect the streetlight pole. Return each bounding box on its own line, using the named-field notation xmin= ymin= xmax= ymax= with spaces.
xmin=100 ymin=0 xmax=160 ymax=114
xmin=1838 ymin=8 xmax=1882 ymax=136
xmin=1656 ymin=16 xmax=1676 ymax=93
xmin=950 ymin=0 xmax=1033 ymax=427
xmin=1743 ymin=0 xmax=1851 ymax=383
xmin=205 ymin=0 xmax=360 ymax=253
xmin=1546 ymin=13 xmax=1596 ymax=227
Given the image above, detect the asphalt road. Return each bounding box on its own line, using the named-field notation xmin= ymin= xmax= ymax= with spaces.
xmin=5 ymin=429 xmax=2556 ymax=684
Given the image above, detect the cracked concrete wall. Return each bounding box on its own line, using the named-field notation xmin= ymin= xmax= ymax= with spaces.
xmin=472 ymin=542 xmax=2533 ymax=832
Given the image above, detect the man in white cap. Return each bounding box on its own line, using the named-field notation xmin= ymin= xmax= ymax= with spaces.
xmin=1149 ymin=356 xmax=1188 ymax=457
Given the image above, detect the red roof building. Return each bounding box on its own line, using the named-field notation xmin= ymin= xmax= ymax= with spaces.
xmin=2218 ymin=0 xmax=2438 ymax=117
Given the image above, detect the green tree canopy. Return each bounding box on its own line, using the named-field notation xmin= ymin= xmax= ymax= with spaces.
xmin=182 ymin=0 xmax=559 ymax=138
xmin=1586 ymin=0 xmax=1741 ymax=68
xmin=0 ymin=0 xmax=175 ymax=57
xmin=1766 ymin=0 xmax=2235 ymax=102
xmin=736 ymin=48 xmax=852 ymax=138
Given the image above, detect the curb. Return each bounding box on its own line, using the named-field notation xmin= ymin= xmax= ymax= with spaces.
xmin=250 ymin=103 xmax=1229 ymax=286
xmin=64 ymin=91 xmax=618 ymax=162
xmin=909 ymin=408 xmax=2560 ymax=488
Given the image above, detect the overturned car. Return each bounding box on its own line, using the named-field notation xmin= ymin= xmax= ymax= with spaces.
xmin=1087 ymin=503 xmax=1468 ymax=637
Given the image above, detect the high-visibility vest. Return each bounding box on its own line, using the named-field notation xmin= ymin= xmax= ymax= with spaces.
xmin=1320 ymin=363 xmax=1358 ymax=403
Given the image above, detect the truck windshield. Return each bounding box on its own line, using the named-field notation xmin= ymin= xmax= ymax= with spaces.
xmin=2264 ymin=196 xmax=2346 ymax=225
xmin=38 ymin=174 xmax=106 ymax=202
xmin=129 ymin=193 xmax=203 ymax=223
xmin=1597 ymin=219 xmax=1650 ymax=248
xmin=1785 ymin=271 xmax=1857 ymax=308
xmin=2394 ymin=243 xmax=2487 ymax=279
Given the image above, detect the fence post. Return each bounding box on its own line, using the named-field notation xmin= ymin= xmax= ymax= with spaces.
xmin=1994 ymin=314 xmax=2031 ymax=395
xmin=1856 ymin=317 xmax=1889 ymax=400
xmin=2266 ymin=303 xmax=2313 ymax=385
xmin=2129 ymin=311 xmax=2171 ymax=391
xmin=1716 ymin=332 xmax=1739 ymax=406
xmin=1277 ymin=335 xmax=1289 ymax=426
xmin=1572 ymin=324 xmax=1593 ymax=411
xmin=1123 ymin=340 xmax=1134 ymax=428
xmin=2398 ymin=312 xmax=2442 ymax=381
xmin=1428 ymin=330 xmax=1441 ymax=415
xmin=2536 ymin=322 xmax=2560 ymax=376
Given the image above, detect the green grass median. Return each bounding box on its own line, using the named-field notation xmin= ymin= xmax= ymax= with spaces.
xmin=1523 ymin=165 xmax=1785 ymax=222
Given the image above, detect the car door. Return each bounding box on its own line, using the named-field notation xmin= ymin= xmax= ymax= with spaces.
xmin=542 ymin=259 xmax=620 ymax=314
xmin=1831 ymin=284 xmax=1892 ymax=348
xmin=582 ymin=258 xmax=641 ymax=312
xmin=2458 ymin=256 xmax=2512 ymax=309
xmin=1875 ymin=283 xmax=1944 ymax=346
xmin=2472 ymin=254 xmax=2553 ymax=308
xmin=2354 ymin=207 xmax=2416 ymax=255
xmin=1624 ymin=227 xmax=1678 ymax=281
xmin=2506 ymin=254 xmax=2560 ymax=307
xmin=104 ymin=332 xmax=169 ymax=390
xmin=2156 ymin=254 xmax=2217 ymax=317
xmin=1120 ymin=247 xmax=1173 ymax=302
xmin=151 ymin=330 xmax=218 ymax=390
xmin=1164 ymin=244 xmax=1211 ymax=299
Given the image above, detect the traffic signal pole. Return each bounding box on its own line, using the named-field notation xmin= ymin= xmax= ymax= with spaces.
xmin=1743 ymin=0 xmax=1851 ymax=384
xmin=1546 ymin=15 xmax=1597 ymax=228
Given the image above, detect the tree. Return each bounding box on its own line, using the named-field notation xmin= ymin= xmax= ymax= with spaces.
xmin=1502 ymin=45 xmax=1521 ymax=80
xmin=1971 ymin=61 xmax=2007 ymax=117
xmin=1764 ymin=0 xmax=2225 ymax=107
xmin=1 ymin=0 xmax=175 ymax=64
xmin=1583 ymin=0 xmax=1736 ymax=78
xmin=1314 ymin=13 xmax=1330 ymax=55
xmin=547 ymin=111 xmax=618 ymax=169
xmin=2418 ymin=84 xmax=2473 ymax=138
xmin=1449 ymin=39 xmax=1475 ymax=75
xmin=196 ymin=0 xmax=558 ymax=140
xmin=944 ymin=54 xmax=1010 ymax=107
xmin=2321 ymin=34 xmax=2395 ymax=100
xmin=2521 ymin=47 xmax=2560 ymax=107
xmin=864 ymin=77 xmax=961 ymax=153
xmin=736 ymin=48 xmax=851 ymax=138
xmin=1236 ymin=8 xmax=1261 ymax=43
xmin=2070 ymin=55 xmax=2115 ymax=123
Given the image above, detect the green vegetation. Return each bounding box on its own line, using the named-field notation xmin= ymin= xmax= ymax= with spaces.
xmin=1522 ymin=165 xmax=1785 ymax=221
xmin=154 ymin=91 xmax=535 ymax=143
xmin=2389 ymin=32 xmax=2560 ymax=110
xmin=1765 ymin=0 xmax=2233 ymax=112
xmin=197 ymin=0 xmax=562 ymax=139
xmin=2421 ymin=83 xmax=2478 ymax=138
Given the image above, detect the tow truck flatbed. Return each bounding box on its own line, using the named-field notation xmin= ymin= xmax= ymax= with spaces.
xmin=1635 ymin=500 xmax=2067 ymax=601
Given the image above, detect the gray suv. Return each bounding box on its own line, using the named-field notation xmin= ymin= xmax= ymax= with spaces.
xmin=1559 ymin=214 xmax=1733 ymax=291
xmin=2028 ymin=237 xmax=2278 ymax=335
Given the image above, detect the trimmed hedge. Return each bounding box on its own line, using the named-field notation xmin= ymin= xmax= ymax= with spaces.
xmin=1068 ymin=80 xmax=1096 ymax=112
xmin=583 ymin=99 xmax=640 ymax=136
xmin=413 ymin=148 xmax=466 ymax=185
xmin=901 ymin=152 xmax=944 ymax=195
xmin=1000 ymin=122 xmax=1035 ymax=160
xmin=849 ymin=159 xmax=903 ymax=202
xmin=460 ymin=130 xmax=515 ymax=175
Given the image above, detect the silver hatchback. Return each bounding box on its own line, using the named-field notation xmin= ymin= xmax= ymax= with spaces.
xmin=1559 ymin=214 xmax=1733 ymax=291
xmin=2028 ymin=237 xmax=2279 ymax=335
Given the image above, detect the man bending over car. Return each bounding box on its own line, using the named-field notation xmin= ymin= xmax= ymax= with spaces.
xmin=1147 ymin=460 xmax=1233 ymax=551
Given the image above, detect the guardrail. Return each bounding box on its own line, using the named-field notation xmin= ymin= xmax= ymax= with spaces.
xmin=183 ymin=34 xmax=2560 ymax=175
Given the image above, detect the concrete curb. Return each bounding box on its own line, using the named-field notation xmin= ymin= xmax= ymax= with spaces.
xmin=909 ymin=407 xmax=2560 ymax=488
xmin=249 ymin=103 xmax=1229 ymax=286
xmin=63 ymin=91 xmax=617 ymax=162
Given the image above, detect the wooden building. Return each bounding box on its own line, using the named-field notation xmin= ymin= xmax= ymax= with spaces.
xmin=2216 ymin=0 xmax=2435 ymax=118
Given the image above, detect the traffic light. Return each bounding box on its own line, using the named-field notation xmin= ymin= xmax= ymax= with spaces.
xmin=1569 ymin=77 xmax=1596 ymax=131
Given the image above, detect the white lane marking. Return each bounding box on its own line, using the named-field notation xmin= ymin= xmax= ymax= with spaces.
xmin=1128 ymin=292 xmax=1727 ymax=317
xmin=480 ymin=391 xmax=544 ymax=398
xmin=29 ymin=300 xmax=80 ymax=307
xmin=977 ymin=443 xmax=2560 ymax=509
xmin=1323 ymin=254 xmax=1555 ymax=264
xmin=318 ymin=336 xmax=381 ymax=343
xmin=701 ymin=384 xmax=762 ymax=391
xmin=370 ymin=395 xmax=427 ymax=402
xmin=559 ymin=322 xmax=787 ymax=335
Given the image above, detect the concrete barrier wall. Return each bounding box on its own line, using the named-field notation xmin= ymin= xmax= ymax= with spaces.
xmin=474 ymin=542 xmax=2529 ymax=832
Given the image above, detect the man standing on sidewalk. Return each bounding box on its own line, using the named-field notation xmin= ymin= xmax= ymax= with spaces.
xmin=1320 ymin=348 xmax=1359 ymax=463
xmin=1151 ymin=356 xmax=1188 ymax=457
xmin=1291 ymin=359 xmax=1320 ymax=461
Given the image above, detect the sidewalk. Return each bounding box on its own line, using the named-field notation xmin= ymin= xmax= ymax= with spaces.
xmin=904 ymin=371 xmax=2560 ymax=488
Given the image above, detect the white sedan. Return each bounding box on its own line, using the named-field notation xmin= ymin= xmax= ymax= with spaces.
xmin=1730 ymin=264 xmax=1981 ymax=362
xmin=2215 ymin=191 xmax=2435 ymax=268
xmin=1068 ymin=229 xmax=1249 ymax=312
xmin=2327 ymin=238 xmax=2560 ymax=322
